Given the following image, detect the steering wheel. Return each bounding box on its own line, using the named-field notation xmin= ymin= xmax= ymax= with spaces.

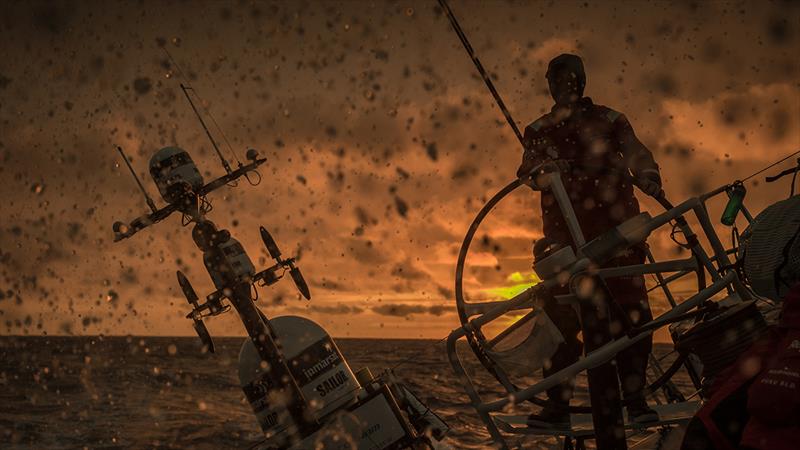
xmin=453 ymin=160 xmax=704 ymax=412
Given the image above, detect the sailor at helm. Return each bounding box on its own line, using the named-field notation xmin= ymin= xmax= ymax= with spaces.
xmin=518 ymin=53 xmax=662 ymax=425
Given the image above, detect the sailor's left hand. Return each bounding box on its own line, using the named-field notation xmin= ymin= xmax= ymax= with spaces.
xmin=517 ymin=159 xmax=538 ymax=179
xmin=636 ymin=169 xmax=662 ymax=197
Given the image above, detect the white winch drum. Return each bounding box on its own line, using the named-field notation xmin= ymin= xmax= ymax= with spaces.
xmin=740 ymin=195 xmax=800 ymax=301
xmin=239 ymin=316 xmax=360 ymax=436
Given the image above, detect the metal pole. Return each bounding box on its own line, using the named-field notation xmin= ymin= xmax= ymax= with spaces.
xmin=576 ymin=275 xmax=627 ymax=449
xmin=228 ymin=282 xmax=313 ymax=432
xmin=548 ymin=173 xmax=586 ymax=247
xmin=194 ymin=228 xmax=312 ymax=434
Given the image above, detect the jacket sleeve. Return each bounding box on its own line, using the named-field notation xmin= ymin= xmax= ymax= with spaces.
xmin=517 ymin=121 xmax=554 ymax=178
xmin=613 ymin=114 xmax=659 ymax=178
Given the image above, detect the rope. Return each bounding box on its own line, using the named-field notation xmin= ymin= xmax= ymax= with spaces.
xmin=742 ymin=149 xmax=800 ymax=182
xmin=436 ymin=0 xmax=524 ymax=147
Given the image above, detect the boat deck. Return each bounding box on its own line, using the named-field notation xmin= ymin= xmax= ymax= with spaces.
xmin=493 ymin=401 xmax=700 ymax=438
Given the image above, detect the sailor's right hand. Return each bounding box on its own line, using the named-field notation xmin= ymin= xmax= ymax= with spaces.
xmin=635 ymin=169 xmax=663 ymax=197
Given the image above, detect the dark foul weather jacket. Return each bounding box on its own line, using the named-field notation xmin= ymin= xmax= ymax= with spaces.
xmin=519 ymin=98 xmax=660 ymax=399
xmin=517 ymin=97 xmax=660 ymax=249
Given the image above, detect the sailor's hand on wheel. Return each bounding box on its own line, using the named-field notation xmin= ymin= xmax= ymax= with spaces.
xmin=636 ymin=169 xmax=663 ymax=197
xmin=516 ymin=160 xmax=537 ymax=179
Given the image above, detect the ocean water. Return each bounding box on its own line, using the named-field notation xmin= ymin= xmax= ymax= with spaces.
xmin=0 ymin=337 xmax=690 ymax=449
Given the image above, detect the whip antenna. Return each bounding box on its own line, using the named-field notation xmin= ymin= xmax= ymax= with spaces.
xmin=436 ymin=0 xmax=524 ymax=147
xmin=116 ymin=146 xmax=158 ymax=213
xmin=161 ymin=46 xmax=240 ymax=173
xmin=179 ymin=83 xmax=233 ymax=174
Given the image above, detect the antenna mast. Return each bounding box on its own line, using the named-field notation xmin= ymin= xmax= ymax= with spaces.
xmin=116 ymin=146 xmax=158 ymax=213
xmin=180 ymin=84 xmax=233 ymax=174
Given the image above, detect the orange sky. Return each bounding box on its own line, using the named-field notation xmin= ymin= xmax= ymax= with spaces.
xmin=1 ymin=0 xmax=798 ymax=339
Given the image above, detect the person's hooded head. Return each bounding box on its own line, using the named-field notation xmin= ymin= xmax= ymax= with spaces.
xmin=545 ymin=54 xmax=586 ymax=106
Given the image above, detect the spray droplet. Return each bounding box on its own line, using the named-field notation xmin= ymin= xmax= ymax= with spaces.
xmin=31 ymin=183 xmax=44 ymax=194
xmin=405 ymin=7 xmax=414 ymax=16
xmin=167 ymin=344 xmax=177 ymax=356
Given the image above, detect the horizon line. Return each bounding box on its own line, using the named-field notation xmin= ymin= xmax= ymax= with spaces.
xmin=0 ymin=334 xmax=443 ymax=341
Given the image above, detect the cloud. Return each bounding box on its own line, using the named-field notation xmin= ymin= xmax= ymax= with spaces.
xmin=390 ymin=258 xmax=431 ymax=281
xmin=310 ymin=303 xmax=365 ymax=315
xmin=310 ymin=277 xmax=349 ymax=292
xmin=660 ymin=83 xmax=800 ymax=163
xmin=371 ymin=303 xmax=451 ymax=317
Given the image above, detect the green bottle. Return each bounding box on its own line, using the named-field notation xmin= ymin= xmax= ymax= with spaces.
xmin=721 ymin=182 xmax=746 ymax=226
